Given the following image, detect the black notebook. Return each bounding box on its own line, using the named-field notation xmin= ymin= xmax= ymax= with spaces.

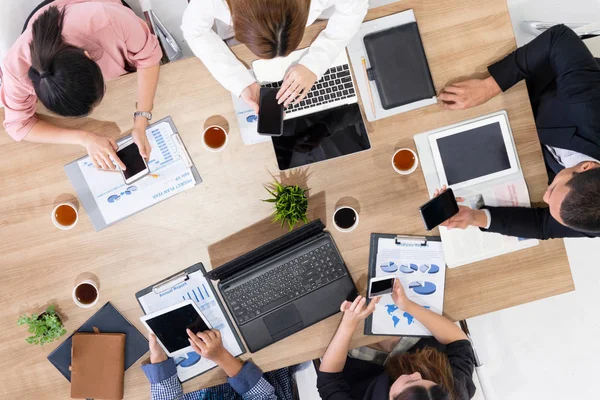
xmin=47 ymin=302 xmax=148 ymax=381
xmin=364 ymin=22 xmax=435 ymax=110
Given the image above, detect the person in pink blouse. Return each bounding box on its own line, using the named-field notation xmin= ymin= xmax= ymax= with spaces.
xmin=0 ymin=0 xmax=162 ymax=170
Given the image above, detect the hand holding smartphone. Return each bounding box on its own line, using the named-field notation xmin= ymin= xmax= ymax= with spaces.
xmin=257 ymin=87 xmax=284 ymax=136
xmin=117 ymin=140 xmax=149 ymax=184
xmin=419 ymin=188 xmax=459 ymax=230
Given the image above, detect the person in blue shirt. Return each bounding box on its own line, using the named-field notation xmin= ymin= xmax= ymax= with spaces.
xmin=142 ymin=328 xmax=296 ymax=399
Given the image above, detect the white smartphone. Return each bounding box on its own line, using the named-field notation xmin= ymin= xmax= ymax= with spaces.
xmin=116 ymin=139 xmax=149 ymax=184
xmin=368 ymin=276 xmax=396 ymax=298
xmin=140 ymin=300 xmax=212 ymax=358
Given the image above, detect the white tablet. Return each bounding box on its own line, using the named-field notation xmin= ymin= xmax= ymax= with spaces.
xmin=428 ymin=113 xmax=518 ymax=190
xmin=140 ymin=300 xmax=212 ymax=358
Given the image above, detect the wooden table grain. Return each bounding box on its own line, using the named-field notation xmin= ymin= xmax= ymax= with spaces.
xmin=0 ymin=1 xmax=573 ymax=398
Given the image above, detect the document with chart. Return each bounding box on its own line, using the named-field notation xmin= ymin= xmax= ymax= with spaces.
xmin=365 ymin=235 xmax=446 ymax=337
xmin=65 ymin=117 xmax=201 ymax=230
xmin=414 ymin=111 xmax=539 ymax=268
xmin=136 ymin=263 xmax=245 ymax=382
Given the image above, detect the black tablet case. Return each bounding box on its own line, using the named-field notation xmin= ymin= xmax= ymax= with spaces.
xmin=364 ymin=233 xmax=442 ymax=336
xmin=47 ymin=302 xmax=148 ymax=381
xmin=364 ymin=22 xmax=435 ymax=110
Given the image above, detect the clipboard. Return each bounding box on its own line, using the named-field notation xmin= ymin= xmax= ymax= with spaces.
xmin=135 ymin=263 xmax=246 ymax=383
xmin=364 ymin=233 xmax=446 ymax=337
xmin=64 ymin=116 xmax=202 ymax=231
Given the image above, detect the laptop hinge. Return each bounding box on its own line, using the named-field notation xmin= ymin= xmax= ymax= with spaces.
xmin=205 ymin=219 xmax=326 ymax=282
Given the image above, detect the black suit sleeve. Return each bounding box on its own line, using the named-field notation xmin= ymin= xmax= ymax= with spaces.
xmin=488 ymin=24 xmax=600 ymax=100
xmin=483 ymin=206 xmax=593 ymax=240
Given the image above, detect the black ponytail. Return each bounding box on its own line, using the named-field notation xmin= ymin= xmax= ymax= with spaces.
xmin=28 ymin=6 xmax=105 ymax=117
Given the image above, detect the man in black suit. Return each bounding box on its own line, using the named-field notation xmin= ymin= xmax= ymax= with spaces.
xmin=437 ymin=25 xmax=600 ymax=240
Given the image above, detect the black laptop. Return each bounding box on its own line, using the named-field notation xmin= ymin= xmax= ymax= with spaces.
xmin=205 ymin=220 xmax=358 ymax=352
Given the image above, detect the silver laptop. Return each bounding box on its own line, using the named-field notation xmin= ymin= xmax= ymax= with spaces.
xmin=252 ymin=48 xmax=359 ymax=120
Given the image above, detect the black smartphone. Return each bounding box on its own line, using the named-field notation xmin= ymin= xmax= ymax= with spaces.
xmin=368 ymin=276 xmax=395 ymax=298
xmin=419 ymin=188 xmax=460 ymax=231
xmin=258 ymin=87 xmax=284 ymax=136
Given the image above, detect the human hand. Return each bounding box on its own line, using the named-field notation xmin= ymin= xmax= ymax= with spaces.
xmin=433 ymin=186 xmax=487 ymax=230
xmin=391 ymin=278 xmax=412 ymax=311
xmin=339 ymin=295 xmax=380 ymax=328
xmin=241 ymin=82 xmax=260 ymax=114
xmin=438 ymin=77 xmax=501 ymax=110
xmin=81 ymin=132 xmax=125 ymax=170
xmin=132 ymin=116 xmax=151 ymax=159
xmin=187 ymin=329 xmax=229 ymax=363
xmin=277 ymin=64 xmax=317 ymax=107
xmin=149 ymin=334 xmax=168 ymax=364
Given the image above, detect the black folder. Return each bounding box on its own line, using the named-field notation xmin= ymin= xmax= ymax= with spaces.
xmin=364 ymin=22 xmax=435 ymax=110
xmin=47 ymin=302 xmax=148 ymax=381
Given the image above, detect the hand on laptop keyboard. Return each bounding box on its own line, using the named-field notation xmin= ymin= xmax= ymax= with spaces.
xmin=276 ymin=65 xmax=317 ymax=107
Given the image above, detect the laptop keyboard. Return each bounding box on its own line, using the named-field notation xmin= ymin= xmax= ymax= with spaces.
xmin=262 ymin=64 xmax=356 ymax=114
xmin=225 ymin=243 xmax=347 ymax=325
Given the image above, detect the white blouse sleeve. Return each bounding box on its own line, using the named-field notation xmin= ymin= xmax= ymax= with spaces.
xmin=299 ymin=0 xmax=369 ymax=78
xmin=181 ymin=0 xmax=255 ymax=97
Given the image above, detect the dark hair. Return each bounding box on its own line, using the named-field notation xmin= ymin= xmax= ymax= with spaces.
xmin=28 ymin=6 xmax=104 ymax=117
xmin=561 ymin=167 xmax=600 ymax=232
xmin=394 ymin=385 xmax=451 ymax=400
xmin=226 ymin=0 xmax=310 ymax=59
xmin=387 ymin=347 xmax=455 ymax=400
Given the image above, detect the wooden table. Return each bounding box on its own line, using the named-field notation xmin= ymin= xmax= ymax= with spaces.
xmin=0 ymin=1 xmax=573 ymax=398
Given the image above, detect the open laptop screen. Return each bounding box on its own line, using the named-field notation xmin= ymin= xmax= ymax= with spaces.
xmin=272 ymin=103 xmax=371 ymax=170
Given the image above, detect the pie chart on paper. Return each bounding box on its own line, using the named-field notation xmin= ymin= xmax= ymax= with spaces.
xmin=399 ymin=264 xmax=415 ymax=274
xmin=380 ymin=261 xmax=398 ymax=273
xmin=408 ymin=281 xmax=437 ymax=295
xmin=418 ymin=264 xmax=440 ymax=274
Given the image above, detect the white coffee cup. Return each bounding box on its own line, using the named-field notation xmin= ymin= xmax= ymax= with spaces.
xmin=333 ymin=206 xmax=360 ymax=232
xmin=51 ymin=202 xmax=78 ymax=230
xmin=392 ymin=148 xmax=419 ymax=175
xmin=72 ymin=279 xmax=99 ymax=308
xmin=202 ymin=125 xmax=229 ymax=152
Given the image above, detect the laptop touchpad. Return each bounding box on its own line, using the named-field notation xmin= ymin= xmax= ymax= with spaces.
xmin=263 ymin=304 xmax=304 ymax=340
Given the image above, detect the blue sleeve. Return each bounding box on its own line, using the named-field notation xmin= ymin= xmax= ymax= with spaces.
xmin=228 ymin=362 xmax=277 ymax=400
xmin=142 ymin=359 xmax=197 ymax=400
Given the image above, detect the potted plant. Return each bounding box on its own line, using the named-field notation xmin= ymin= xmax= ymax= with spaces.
xmin=17 ymin=305 xmax=67 ymax=345
xmin=263 ymin=181 xmax=309 ymax=231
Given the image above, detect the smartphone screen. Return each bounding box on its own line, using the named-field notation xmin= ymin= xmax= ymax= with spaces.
xmin=420 ymin=189 xmax=460 ymax=230
xmin=258 ymin=87 xmax=284 ymax=135
xmin=370 ymin=277 xmax=394 ymax=297
xmin=116 ymin=143 xmax=146 ymax=180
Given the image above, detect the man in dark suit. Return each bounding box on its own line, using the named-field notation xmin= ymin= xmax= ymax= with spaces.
xmin=437 ymin=25 xmax=600 ymax=240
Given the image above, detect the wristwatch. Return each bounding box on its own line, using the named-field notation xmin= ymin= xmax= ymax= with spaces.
xmin=134 ymin=111 xmax=152 ymax=122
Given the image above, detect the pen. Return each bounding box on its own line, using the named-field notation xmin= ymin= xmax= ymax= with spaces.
xmin=361 ymin=57 xmax=376 ymax=118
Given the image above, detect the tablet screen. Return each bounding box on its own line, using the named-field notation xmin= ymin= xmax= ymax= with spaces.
xmin=146 ymin=304 xmax=210 ymax=353
xmin=435 ymin=122 xmax=511 ymax=185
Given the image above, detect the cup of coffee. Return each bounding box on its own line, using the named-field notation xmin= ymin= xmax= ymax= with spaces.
xmin=202 ymin=125 xmax=228 ymax=152
xmin=72 ymin=275 xmax=99 ymax=309
xmin=392 ymin=148 xmax=419 ymax=175
xmin=51 ymin=202 xmax=78 ymax=230
xmin=333 ymin=206 xmax=359 ymax=232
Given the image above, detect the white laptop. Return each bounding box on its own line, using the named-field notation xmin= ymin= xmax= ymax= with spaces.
xmin=252 ymin=48 xmax=359 ymax=120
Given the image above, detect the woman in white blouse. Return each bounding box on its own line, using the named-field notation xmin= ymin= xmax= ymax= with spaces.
xmin=181 ymin=0 xmax=368 ymax=112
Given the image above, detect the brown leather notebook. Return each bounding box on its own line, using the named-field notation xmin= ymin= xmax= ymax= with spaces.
xmin=70 ymin=332 xmax=126 ymax=399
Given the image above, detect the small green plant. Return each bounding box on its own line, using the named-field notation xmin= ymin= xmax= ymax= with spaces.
xmin=263 ymin=181 xmax=309 ymax=231
xmin=17 ymin=305 xmax=66 ymax=345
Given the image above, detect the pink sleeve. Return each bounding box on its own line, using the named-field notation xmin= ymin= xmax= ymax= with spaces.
xmin=107 ymin=5 xmax=163 ymax=69
xmin=1 ymin=66 xmax=38 ymax=141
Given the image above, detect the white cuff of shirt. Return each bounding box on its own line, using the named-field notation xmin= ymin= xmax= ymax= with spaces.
xmin=482 ymin=209 xmax=492 ymax=230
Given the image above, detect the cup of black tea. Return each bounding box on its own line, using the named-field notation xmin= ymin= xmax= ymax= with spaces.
xmin=72 ymin=276 xmax=99 ymax=308
xmin=333 ymin=206 xmax=359 ymax=232
xmin=202 ymin=125 xmax=228 ymax=152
